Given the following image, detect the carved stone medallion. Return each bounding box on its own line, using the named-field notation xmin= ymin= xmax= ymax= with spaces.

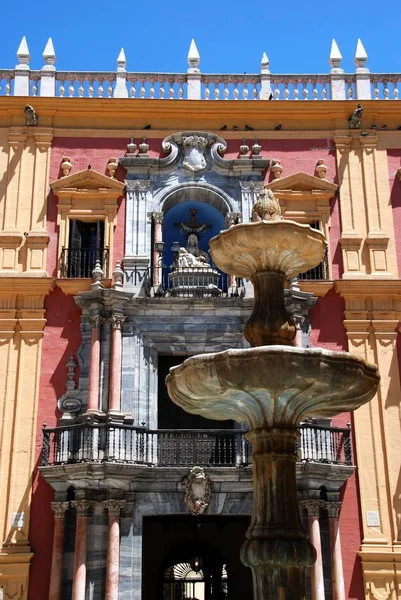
xmin=182 ymin=135 xmax=208 ymax=172
xmin=183 ymin=466 xmax=212 ymax=515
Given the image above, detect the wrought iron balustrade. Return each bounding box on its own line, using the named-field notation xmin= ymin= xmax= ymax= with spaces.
xmin=297 ymin=249 xmax=330 ymax=281
xmin=41 ymin=423 xmax=352 ymax=468
xmin=59 ymin=247 xmax=109 ymax=278
xmin=148 ymin=264 xmax=245 ymax=299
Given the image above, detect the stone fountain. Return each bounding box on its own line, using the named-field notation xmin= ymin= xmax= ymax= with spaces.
xmin=166 ymin=190 xmax=379 ymax=600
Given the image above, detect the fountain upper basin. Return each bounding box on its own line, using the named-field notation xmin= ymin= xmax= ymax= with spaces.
xmin=209 ymin=220 xmax=328 ymax=279
xmin=166 ymin=346 xmax=379 ymax=429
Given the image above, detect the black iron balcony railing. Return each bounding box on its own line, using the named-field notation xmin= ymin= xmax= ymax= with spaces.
xmin=149 ymin=264 xmax=245 ymax=299
xmin=41 ymin=423 xmax=352 ymax=468
xmin=298 ymin=249 xmax=330 ymax=281
xmin=59 ymin=247 xmax=110 ymax=278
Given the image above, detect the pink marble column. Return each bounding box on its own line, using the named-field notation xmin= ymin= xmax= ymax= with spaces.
xmin=71 ymin=500 xmax=94 ymax=600
xmin=153 ymin=212 xmax=164 ymax=287
xmin=293 ymin=316 xmax=304 ymax=348
xmin=87 ymin=315 xmax=103 ymax=412
xmin=103 ymin=500 xmax=126 ymax=600
xmin=108 ymin=314 xmax=125 ymax=413
xmin=49 ymin=502 xmax=69 ymax=600
xmin=300 ymin=500 xmax=325 ymax=600
xmin=327 ymin=502 xmax=345 ymax=600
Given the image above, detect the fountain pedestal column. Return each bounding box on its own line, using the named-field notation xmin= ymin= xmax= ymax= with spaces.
xmin=241 ymin=429 xmax=315 ymax=600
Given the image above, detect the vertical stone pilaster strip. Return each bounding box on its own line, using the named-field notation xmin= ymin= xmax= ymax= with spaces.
xmin=152 ymin=212 xmax=164 ymax=287
xmin=300 ymin=500 xmax=326 ymax=600
xmin=87 ymin=315 xmax=104 ymax=412
xmin=71 ymin=500 xmax=94 ymax=600
xmin=103 ymin=500 xmax=126 ymax=600
xmin=49 ymin=502 xmax=70 ymax=600
xmin=326 ymin=502 xmax=345 ymax=600
xmin=108 ymin=315 xmax=125 ymax=413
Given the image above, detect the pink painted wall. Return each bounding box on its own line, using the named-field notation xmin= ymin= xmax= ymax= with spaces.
xmin=29 ymin=287 xmax=82 ymax=600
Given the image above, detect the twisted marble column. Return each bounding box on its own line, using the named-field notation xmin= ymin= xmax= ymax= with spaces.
xmin=103 ymin=500 xmax=126 ymax=600
xmin=71 ymin=500 xmax=94 ymax=600
xmin=49 ymin=502 xmax=70 ymax=600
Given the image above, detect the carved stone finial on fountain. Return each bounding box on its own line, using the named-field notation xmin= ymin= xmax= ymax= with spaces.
xmin=251 ymin=188 xmax=282 ymax=222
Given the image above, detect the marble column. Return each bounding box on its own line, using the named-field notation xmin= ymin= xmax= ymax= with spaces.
xmin=71 ymin=500 xmax=94 ymax=600
xmin=293 ymin=316 xmax=304 ymax=348
xmin=103 ymin=500 xmax=126 ymax=600
xmin=327 ymin=502 xmax=345 ymax=600
xmin=300 ymin=500 xmax=325 ymax=600
xmin=87 ymin=315 xmax=104 ymax=413
xmin=152 ymin=212 xmax=164 ymax=288
xmin=108 ymin=314 xmax=125 ymax=414
xmin=49 ymin=501 xmax=70 ymax=600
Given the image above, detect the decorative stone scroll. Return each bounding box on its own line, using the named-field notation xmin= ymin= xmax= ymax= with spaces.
xmin=51 ymin=501 xmax=70 ymax=518
xmin=71 ymin=499 xmax=95 ymax=517
xmin=183 ymin=466 xmax=212 ymax=516
xmin=103 ymin=499 xmax=126 ymax=516
xmin=109 ymin=314 xmax=125 ymax=330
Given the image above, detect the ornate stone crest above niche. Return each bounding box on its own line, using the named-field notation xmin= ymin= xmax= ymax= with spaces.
xmin=119 ymin=132 xmax=270 ymax=293
xmin=119 ymin=131 xmax=270 ymax=177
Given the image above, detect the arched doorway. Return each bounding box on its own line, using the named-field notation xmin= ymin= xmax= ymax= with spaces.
xmin=162 ymin=541 xmax=227 ymax=600
xmin=142 ymin=515 xmax=251 ymax=600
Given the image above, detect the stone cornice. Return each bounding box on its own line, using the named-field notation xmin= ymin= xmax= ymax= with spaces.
xmin=335 ymin=280 xmax=401 ymax=297
xmin=3 ymin=99 xmax=401 ymax=132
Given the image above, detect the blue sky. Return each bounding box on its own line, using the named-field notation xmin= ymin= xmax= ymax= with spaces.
xmin=1 ymin=0 xmax=399 ymax=75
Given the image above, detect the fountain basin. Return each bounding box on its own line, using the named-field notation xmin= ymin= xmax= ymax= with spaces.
xmin=209 ymin=220 xmax=327 ymax=280
xmin=166 ymin=346 xmax=379 ymax=429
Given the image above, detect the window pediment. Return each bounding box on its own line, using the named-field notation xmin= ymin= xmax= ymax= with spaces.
xmin=266 ymin=172 xmax=337 ymax=197
xmin=50 ymin=168 xmax=125 ymax=195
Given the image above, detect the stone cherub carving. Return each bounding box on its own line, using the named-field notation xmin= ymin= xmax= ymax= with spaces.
xmin=183 ymin=466 xmax=212 ymax=515
xmin=348 ymin=104 xmax=363 ymax=129
xmin=251 ymin=188 xmax=283 ymax=222
xmin=177 ymin=247 xmax=208 ymax=268
xmin=24 ymin=105 xmax=38 ymax=126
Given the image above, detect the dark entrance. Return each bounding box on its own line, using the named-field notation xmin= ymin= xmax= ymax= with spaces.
xmin=142 ymin=516 xmax=252 ymax=600
xmin=158 ymin=356 xmax=235 ymax=430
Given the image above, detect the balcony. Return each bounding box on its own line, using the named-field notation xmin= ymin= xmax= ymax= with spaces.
xmin=59 ymin=247 xmax=109 ymax=278
xmin=41 ymin=423 xmax=352 ymax=468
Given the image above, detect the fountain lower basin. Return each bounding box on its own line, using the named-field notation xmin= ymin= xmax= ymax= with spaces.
xmin=166 ymin=345 xmax=379 ymax=428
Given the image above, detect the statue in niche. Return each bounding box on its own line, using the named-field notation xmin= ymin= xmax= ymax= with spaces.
xmin=251 ymin=188 xmax=283 ymax=222
xmin=175 ymin=208 xmax=211 ymax=262
xmin=177 ymin=247 xmax=208 ymax=269
xmin=182 ymin=135 xmax=208 ymax=172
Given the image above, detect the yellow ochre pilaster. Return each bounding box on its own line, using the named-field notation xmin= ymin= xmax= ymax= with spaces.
xmin=336 ymin=281 xmax=401 ymax=600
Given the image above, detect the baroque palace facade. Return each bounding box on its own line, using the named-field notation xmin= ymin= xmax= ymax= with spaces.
xmin=0 ymin=37 xmax=401 ymax=600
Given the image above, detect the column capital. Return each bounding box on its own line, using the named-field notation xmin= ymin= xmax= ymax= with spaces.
xmin=326 ymin=501 xmax=342 ymax=518
xmin=152 ymin=212 xmax=164 ymax=224
xmin=51 ymin=501 xmax=70 ymax=518
xmin=299 ymin=499 xmax=324 ymax=517
xmin=71 ymin=499 xmax=95 ymax=516
xmin=88 ymin=314 xmax=105 ymax=328
xmin=103 ymin=499 xmax=126 ymax=516
xmin=109 ymin=314 xmax=125 ymax=330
